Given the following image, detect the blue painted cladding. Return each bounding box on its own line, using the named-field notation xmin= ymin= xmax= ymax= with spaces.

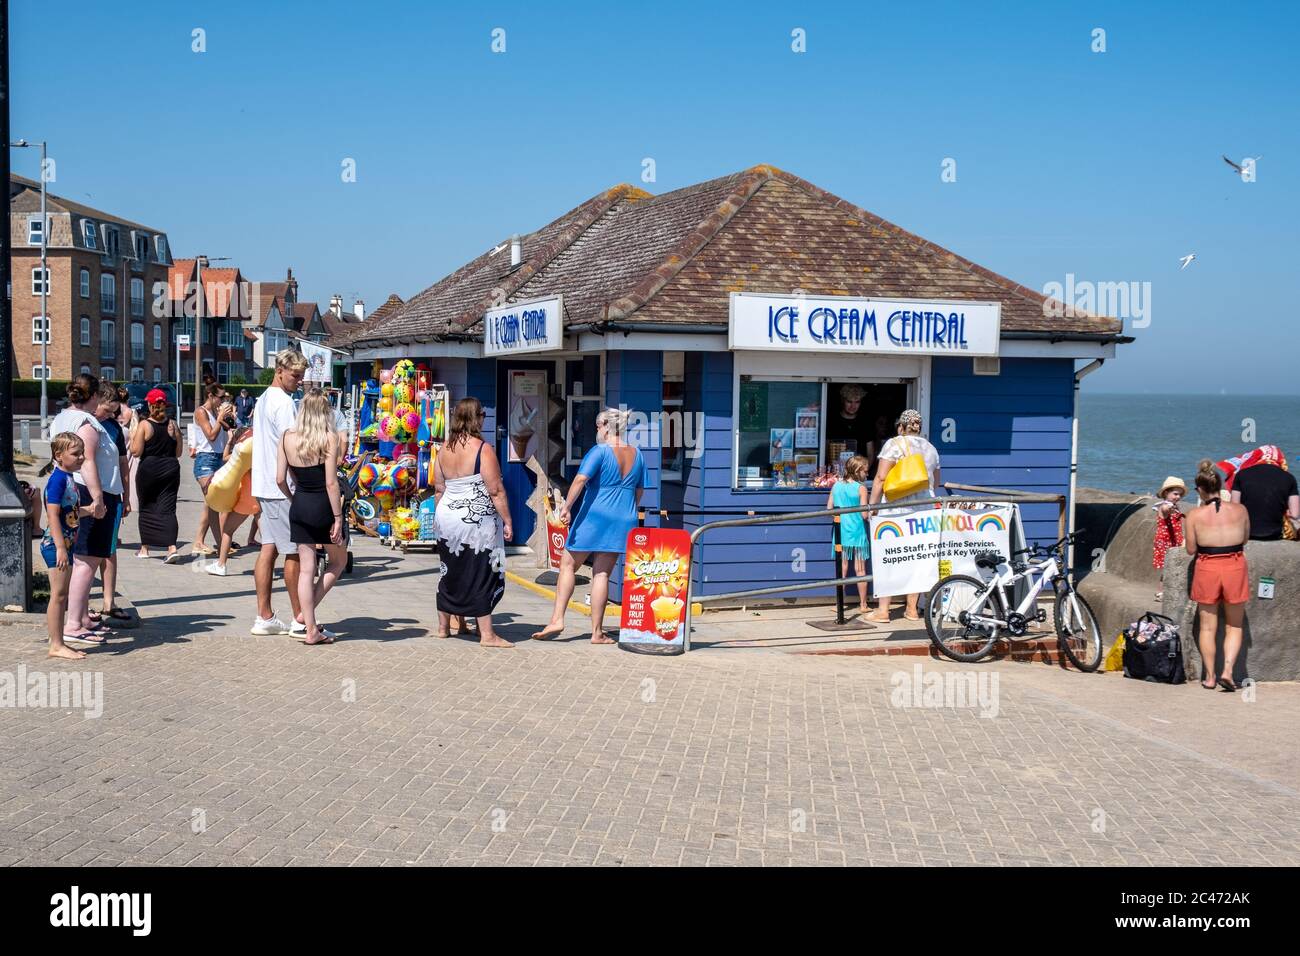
xmin=466 ymin=359 xmax=496 ymax=440
xmin=683 ymin=352 xmax=1076 ymax=597
xmin=604 ymin=350 xmax=663 ymax=603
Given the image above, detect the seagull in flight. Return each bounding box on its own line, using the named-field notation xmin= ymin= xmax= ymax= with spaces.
xmin=1222 ymin=155 xmax=1261 ymax=174
xmin=1179 ymin=254 xmax=1196 ymax=270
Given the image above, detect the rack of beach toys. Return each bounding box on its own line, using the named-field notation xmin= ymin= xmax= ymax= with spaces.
xmin=345 ymin=358 xmax=448 ymax=553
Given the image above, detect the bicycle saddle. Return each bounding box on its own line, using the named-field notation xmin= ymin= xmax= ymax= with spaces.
xmin=973 ymin=550 xmax=1003 ymax=570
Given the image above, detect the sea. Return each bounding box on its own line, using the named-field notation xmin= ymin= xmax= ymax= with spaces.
xmin=1077 ymin=393 xmax=1299 ymax=495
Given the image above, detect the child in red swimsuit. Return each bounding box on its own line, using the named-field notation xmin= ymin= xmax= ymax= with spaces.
xmin=1152 ymin=476 xmax=1186 ymax=600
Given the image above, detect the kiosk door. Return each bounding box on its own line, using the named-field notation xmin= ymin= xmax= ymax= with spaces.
xmin=496 ymin=361 xmax=551 ymax=545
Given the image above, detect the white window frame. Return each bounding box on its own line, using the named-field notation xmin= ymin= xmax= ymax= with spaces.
xmin=100 ymin=366 xmax=115 ymax=382
xmin=80 ymin=364 xmax=92 ymax=376
xmin=80 ymin=269 xmax=90 ymax=298
xmin=130 ymin=277 xmax=145 ymax=317
xmin=83 ymin=220 xmax=98 ymax=249
xmin=80 ymin=316 xmax=91 ymax=346
xmin=217 ymin=361 xmax=230 ymax=381
xmin=155 ymin=236 xmax=167 ymax=261
xmin=100 ymin=273 xmax=116 ymax=313
xmin=31 ymin=266 xmax=49 ymax=295
xmin=131 ymin=367 xmax=144 ymax=383
xmin=152 ymin=366 xmax=163 ymax=383
xmin=30 ymin=315 xmax=50 ymax=344
xmin=729 ymin=354 xmax=928 ymax=491
xmin=100 ymin=320 xmax=116 ymax=359
xmin=131 ymin=322 xmax=145 ymax=362
xmin=31 ymin=365 xmax=51 ymax=380
xmin=27 ymin=216 xmax=44 ymax=246
xmin=134 ymin=233 xmax=149 ymax=264
xmin=731 ymin=374 xmax=827 ymax=491
xmin=565 ymin=395 xmax=604 ymax=466
xmin=153 ymin=325 xmax=162 ymax=350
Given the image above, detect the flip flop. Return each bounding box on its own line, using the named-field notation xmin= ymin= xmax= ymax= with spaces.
xmin=1217 ymin=677 xmax=1236 ymax=693
xmin=305 ymin=633 xmax=336 ymax=646
xmin=63 ymin=632 xmax=105 ymax=645
xmin=99 ymin=607 xmax=131 ymax=622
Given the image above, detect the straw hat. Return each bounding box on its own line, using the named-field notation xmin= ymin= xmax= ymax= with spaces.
xmin=1157 ymin=476 xmax=1187 ymax=498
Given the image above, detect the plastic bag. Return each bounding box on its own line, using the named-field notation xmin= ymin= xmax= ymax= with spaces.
xmin=1103 ymin=633 xmax=1126 ymax=672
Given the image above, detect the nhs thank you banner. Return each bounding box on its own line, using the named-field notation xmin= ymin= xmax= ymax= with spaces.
xmin=869 ymin=504 xmax=1013 ymax=597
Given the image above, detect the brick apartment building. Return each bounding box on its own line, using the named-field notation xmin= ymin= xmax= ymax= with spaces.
xmin=9 ymin=174 xmax=174 ymax=383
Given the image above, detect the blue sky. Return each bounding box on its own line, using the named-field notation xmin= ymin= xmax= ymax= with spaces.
xmin=11 ymin=0 xmax=1298 ymax=393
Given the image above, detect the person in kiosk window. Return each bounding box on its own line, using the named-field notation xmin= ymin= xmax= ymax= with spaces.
xmin=825 ymin=384 xmax=877 ymax=469
xmin=1186 ymin=460 xmax=1251 ymax=691
xmin=866 ymin=409 xmax=942 ymax=624
xmin=532 ymin=407 xmax=646 ymax=644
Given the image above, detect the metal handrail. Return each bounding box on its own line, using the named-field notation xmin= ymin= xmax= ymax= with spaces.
xmin=681 ymin=486 xmax=1066 ymax=651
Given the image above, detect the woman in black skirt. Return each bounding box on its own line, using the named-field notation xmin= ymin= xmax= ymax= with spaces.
xmin=276 ymin=388 xmax=346 ymax=645
xmin=129 ymin=389 xmax=182 ymax=562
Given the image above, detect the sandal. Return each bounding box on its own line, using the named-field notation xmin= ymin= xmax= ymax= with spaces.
xmin=99 ymin=607 xmax=131 ymax=622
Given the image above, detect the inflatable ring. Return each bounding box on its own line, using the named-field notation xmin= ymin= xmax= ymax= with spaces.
xmin=351 ymin=496 xmax=378 ymax=522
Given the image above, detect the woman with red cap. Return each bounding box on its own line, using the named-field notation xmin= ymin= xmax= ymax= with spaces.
xmin=130 ymin=388 xmax=183 ymax=561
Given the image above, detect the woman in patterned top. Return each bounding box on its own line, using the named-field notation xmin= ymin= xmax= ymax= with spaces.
xmin=40 ymin=432 xmax=94 ymax=659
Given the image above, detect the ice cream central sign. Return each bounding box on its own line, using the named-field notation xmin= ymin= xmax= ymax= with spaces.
xmin=483 ymin=295 xmax=563 ymax=356
xmin=729 ymin=292 xmax=1001 ymax=356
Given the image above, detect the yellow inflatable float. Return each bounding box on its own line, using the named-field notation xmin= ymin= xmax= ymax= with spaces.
xmin=206 ymin=437 xmax=257 ymax=514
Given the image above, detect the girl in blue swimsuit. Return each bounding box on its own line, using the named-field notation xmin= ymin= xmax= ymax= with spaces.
xmin=532 ymin=408 xmax=646 ymax=644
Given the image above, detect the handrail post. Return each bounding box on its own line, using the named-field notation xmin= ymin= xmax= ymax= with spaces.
xmin=832 ymin=515 xmax=845 ymax=625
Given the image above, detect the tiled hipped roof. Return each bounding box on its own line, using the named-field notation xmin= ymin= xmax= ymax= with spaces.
xmin=348 ymin=165 xmax=1119 ymax=348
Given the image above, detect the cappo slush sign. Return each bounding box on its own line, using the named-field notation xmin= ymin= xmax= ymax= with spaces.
xmin=618 ymin=528 xmax=691 ymax=655
xmin=728 ymin=292 xmax=1001 ymax=357
xmin=483 ymin=295 xmax=563 ymax=356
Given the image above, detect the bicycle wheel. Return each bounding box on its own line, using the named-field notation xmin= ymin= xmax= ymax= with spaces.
xmin=1054 ymin=588 xmax=1103 ymax=672
xmin=925 ymin=575 xmax=1000 ymax=663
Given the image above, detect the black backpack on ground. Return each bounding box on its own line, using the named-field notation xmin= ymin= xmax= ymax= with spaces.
xmin=1122 ymin=612 xmax=1187 ymax=684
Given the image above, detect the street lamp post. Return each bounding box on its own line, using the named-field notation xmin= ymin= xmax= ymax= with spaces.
xmin=191 ymin=255 xmax=231 ymax=409
xmin=10 ymin=138 xmax=47 ymax=435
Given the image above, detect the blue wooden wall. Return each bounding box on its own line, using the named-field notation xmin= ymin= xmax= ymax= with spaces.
xmin=603 ymin=350 xmax=662 ymax=602
xmin=680 ymin=352 xmax=1075 ymax=598
xmin=929 ymin=356 xmax=1073 ymax=547
xmin=466 ymin=358 xmax=496 ymax=443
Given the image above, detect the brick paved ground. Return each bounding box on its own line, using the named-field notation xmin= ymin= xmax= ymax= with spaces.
xmin=2 ymin=459 xmax=1298 ymax=866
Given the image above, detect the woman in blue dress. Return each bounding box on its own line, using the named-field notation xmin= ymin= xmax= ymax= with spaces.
xmin=532 ymin=407 xmax=645 ymax=644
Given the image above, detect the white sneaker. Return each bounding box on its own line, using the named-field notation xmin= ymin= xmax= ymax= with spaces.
xmin=205 ymin=564 xmax=228 ymax=576
xmin=290 ymin=620 xmax=337 ymax=639
xmin=250 ymin=615 xmax=290 ymax=636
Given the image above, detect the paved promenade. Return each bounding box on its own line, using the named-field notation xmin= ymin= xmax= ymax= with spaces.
xmin=2 ymin=461 xmax=1298 ymax=866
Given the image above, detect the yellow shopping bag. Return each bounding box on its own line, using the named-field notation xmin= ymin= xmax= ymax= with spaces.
xmin=882 ymin=437 xmax=930 ymax=500
xmin=1103 ymin=633 xmax=1126 ymax=672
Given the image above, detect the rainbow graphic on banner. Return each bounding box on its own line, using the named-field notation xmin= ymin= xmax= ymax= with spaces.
xmin=976 ymin=514 xmax=1007 ymax=532
xmin=873 ymin=520 xmax=905 ymax=540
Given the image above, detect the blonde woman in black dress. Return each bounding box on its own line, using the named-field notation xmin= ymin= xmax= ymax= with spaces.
xmin=276 ymin=389 xmax=346 ymax=645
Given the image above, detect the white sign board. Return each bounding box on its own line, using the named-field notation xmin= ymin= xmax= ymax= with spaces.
xmin=869 ymin=503 xmax=1014 ymax=598
xmin=483 ymin=295 xmax=563 ymax=356
xmin=177 ymin=334 xmax=191 ymax=352
xmin=729 ymin=292 xmax=1001 ymax=357
xmin=300 ymin=341 xmax=332 ymax=384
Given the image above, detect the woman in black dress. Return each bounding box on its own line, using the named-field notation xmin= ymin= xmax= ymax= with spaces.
xmin=276 ymin=388 xmax=346 ymax=645
xmin=129 ymin=390 xmax=182 ymax=562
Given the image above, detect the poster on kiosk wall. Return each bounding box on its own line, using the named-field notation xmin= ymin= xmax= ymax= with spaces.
xmin=618 ymin=527 xmax=691 ymax=655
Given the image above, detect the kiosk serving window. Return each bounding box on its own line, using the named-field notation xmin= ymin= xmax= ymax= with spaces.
xmin=736 ymin=377 xmax=823 ymax=488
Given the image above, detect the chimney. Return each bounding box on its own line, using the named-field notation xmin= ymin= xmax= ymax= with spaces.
xmin=285 ymin=268 xmax=297 ymax=308
xmin=509 ymin=234 xmax=522 ymax=268
xmin=353 ymin=298 xmax=365 ymax=321
xmin=330 ymin=294 xmax=343 ymax=318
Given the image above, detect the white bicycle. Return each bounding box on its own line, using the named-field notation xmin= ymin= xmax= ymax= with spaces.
xmin=924 ymin=532 xmax=1103 ymax=671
